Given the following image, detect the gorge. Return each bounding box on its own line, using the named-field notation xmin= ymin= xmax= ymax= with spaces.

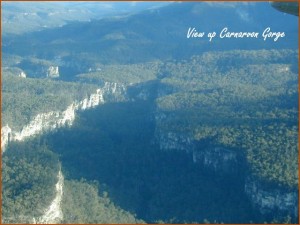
xmin=2 ymin=61 xmax=298 ymax=222
xmin=2 ymin=1 xmax=298 ymax=224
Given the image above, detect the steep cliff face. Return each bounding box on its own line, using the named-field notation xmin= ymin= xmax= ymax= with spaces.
xmin=1 ymin=81 xmax=126 ymax=223
xmin=36 ymin=169 xmax=64 ymax=224
xmin=245 ymin=177 xmax=298 ymax=217
xmin=1 ymin=82 xmax=127 ymax=152
xmin=156 ymin=131 xmax=194 ymax=152
xmin=19 ymin=71 xmax=27 ymax=78
xmin=154 ymin=110 xmax=297 ymax=218
xmin=102 ymin=82 xmax=127 ymax=102
xmin=155 ymin=111 xmax=239 ymax=172
xmin=1 ymin=125 xmax=12 ymax=151
xmin=192 ymin=147 xmax=238 ymax=173
xmin=46 ymin=66 xmax=59 ymax=78
xmin=2 ymin=67 xmax=27 ymax=78
xmin=154 ymin=111 xmax=194 ymax=152
xmin=16 ymin=61 xmax=62 ymax=78
xmin=2 ymin=78 xmax=297 ymax=220
xmin=155 ymin=127 xmax=239 ymax=173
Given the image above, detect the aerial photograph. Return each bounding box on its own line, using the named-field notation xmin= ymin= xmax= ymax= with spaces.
xmin=1 ymin=1 xmax=299 ymax=224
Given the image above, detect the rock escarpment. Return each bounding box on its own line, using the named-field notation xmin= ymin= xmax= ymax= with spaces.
xmin=2 ymin=78 xmax=297 ymax=221
xmin=154 ymin=104 xmax=297 ymax=220
xmin=192 ymin=146 xmax=238 ymax=173
xmin=1 ymin=82 xmax=126 ymax=152
xmin=46 ymin=66 xmax=59 ymax=78
xmin=36 ymin=169 xmax=64 ymax=224
xmin=1 ymin=81 xmax=127 ymax=224
xmin=155 ymin=123 xmax=298 ymax=218
xmin=245 ymin=177 xmax=298 ymax=218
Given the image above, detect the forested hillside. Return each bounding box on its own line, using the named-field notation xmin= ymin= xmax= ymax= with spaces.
xmin=2 ymin=73 xmax=97 ymax=130
xmin=156 ymin=49 xmax=298 ymax=189
xmin=3 ymin=49 xmax=298 ymax=223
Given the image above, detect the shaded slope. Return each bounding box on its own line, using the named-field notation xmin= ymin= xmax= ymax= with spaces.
xmin=3 ymin=2 xmax=298 ymax=64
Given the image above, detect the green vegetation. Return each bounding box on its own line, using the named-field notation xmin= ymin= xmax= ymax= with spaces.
xmin=244 ymin=125 xmax=298 ymax=188
xmin=2 ymin=74 xmax=97 ymax=130
xmin=2 ymin=138 xmax=143 ymax=224
xmin=2 ymin=54 xmax=23 ymax=67
xmin=17 ymin=57 xmax=55 ymax=78
xmin=156 ymin=49 xmax=298 ymax=188
xmin=2 ymin=49 xmax=298 ymax=223
xmin=43 ymin=100 xmax=260 ymax=223
xmin=2 ymin=141 xmax=59 ymax=223
xmin=77 ymin=62 xmax=162 ymax=84
xmin=2 ymin=1 xmax=298 ymax=223
xmin=62 ymin=180 xmax=144 ymax=223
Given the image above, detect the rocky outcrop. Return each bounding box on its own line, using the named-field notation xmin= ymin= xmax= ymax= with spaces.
xmin=156 ymin=129 xmax=238 ymax=173
xmin=19 ymin=71 xmax=27 ymax=78
xmin=157 ymin=131 xmax=194 ymax=152
xmin=101 ymin=82 xmax=127 ymax=102
xmin=36 ymin=169 xmax=64 ymax=224
xmin=154 ymin=111 xmax=297 ymax=218
xmin=1 ymin=82 xmax=126 ymax=223
xmin=155 ymin=111 xmax=238 ymax=173
xmin=46 ymin=66 xmax=59 ymax=78
xmin=2 ymin=67 xmax=27 ymax=78
xmin=17 ymin=60 xmax=62 ymax=78
xmin=192 ymin=147 xmax=238 ymax=172
xmin=1 ymin=167 xmax=64 ymax=224
xmin=1 ymin=125 xmax=12 ymax=152
xmin=155 ymin=112 xmax=195 ymax=152
xmin=1 ymin=81 xmax=127 ymax=223
xmin=13 ymin=103 xmax=76 ymax=142
xmin=1 ymin=82 xmax=127 ymax=153
xmin=245 ymin=177 xmax=298 ymax=217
